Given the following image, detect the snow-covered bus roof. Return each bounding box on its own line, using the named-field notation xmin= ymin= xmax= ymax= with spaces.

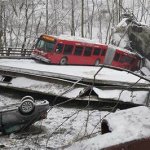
xmin=58 ymin=34 xmax=103 ymax=45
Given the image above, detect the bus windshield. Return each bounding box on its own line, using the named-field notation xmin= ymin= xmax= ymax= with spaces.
xmin=35 ymin=39 xmax=56 ymax=52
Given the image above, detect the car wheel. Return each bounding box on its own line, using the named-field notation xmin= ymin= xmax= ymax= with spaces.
xmin=60 ymin=57 xmax=67 ymax=65
xmin=19 ymin=100 xmax=35 ymax=115
xmin=21 ymin=96 xmax=35 ymax=102
xmin=95 ymin=59 xmax=100 ymax=66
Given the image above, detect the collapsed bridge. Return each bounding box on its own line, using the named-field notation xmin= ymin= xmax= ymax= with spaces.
xmin=0 ymin=59 xmax=150 ymax=110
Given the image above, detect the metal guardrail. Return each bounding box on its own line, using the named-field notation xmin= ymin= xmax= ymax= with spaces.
xmin=0 ymin=47 xmax=33 ymax=58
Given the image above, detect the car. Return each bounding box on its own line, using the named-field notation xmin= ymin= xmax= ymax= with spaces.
xmin=0 ymin=96 xmax=49 ymax=134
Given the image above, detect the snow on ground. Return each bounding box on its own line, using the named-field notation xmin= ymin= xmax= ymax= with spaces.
xmin=67 ymin=106 xmax=150 ymax=150
xmin=1 ymin=94 xmax=150 ymax=150
xmin=0 ymin=93 xmax=19 ymax=107
xmin=0 ymin=59 xmax=148 ymax=84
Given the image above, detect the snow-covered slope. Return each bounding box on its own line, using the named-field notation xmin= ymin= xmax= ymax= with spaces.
xmin=67 ymin=106 xmax=150 ymax=150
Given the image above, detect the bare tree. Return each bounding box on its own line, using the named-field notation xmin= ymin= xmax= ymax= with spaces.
xmin=45 ymin=0 xmax=48 ymax=34
xmin=35 ymin=12 xmax=42 ymax=37
xmin=71 ymin=0 xmax=75 ymax=36
xmin=54 ymin=0 xmax=58 ymax=35
xmin=90 ymin=0 xmax=95 ymax=39
xmin=95 ymin=0 xmax=103 ymax=42
xmin=21 ymin=0 xmax=41 ymax=49
xmin=27 ymin=1 xmax=35 ymax=48
xmin=62 ymin=0 xmax=64 ymax=9
xmin=10 ymin=0 xmax=18 ymax=16
xmin=0 ymin=1 xmax=3 ymax=48
xmin=21 ymin=0 xmax=29 ymax=51
xmin=3 ymin=3 xmax=7 ymax=48
xmin=81 ymin=0 xmax=84 ymax=37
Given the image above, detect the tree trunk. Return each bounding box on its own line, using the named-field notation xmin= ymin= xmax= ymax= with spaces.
xmin=3 ymin=3 xmax=7 ymax=48
xmin=95 ymin=0 xmax=103 ymax=42
xmin=90 ymin=0 xmax=95 ymax=39
xmin=71 ymin=0 xmax=75 ymax=36
xmin=54 ymin=0 xmax=57 ymax=35
xmin=21 ymin=0 xmax=28 ymax=54
xmin=62 ymin=0 xmax=64 ymax=9
xmin=81 ymin=0 xmax=84 ymax=37
xmin=45 ymin=0 xmax=48 ymax=34
xmin=0 ymin=2 xmax=3 ymax=49
xmin=27 ymin=1 xmax=34 ymax=48
xmin=36 ymin=12 xmax=42 ymax=37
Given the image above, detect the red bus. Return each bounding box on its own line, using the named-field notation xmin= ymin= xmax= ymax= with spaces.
xmin=31 ymin=34 xmax=142 ymax=71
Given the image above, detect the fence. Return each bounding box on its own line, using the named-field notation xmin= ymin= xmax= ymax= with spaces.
xmin=0 ymin=47 xmax=33 ymax=58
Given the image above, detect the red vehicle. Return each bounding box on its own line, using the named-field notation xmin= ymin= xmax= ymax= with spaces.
xmin=31 ymin=34 xmax=142 ymax=71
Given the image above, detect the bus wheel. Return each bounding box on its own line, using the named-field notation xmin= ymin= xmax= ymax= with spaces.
xmin=95 ymin=59 xmax=100 ymax=66
xmin=60 ymin=57 xmax=68 ymax=65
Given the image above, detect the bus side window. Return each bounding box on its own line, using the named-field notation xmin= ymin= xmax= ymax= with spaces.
xmin=113 ymin=53 xmax=120 ymax=62
xmin=63 ymin=45 xmax=74 ymax=55
xmin=84 ymin=47 xmax=92 ymax=56
xmin=93 ymin=48 xmax=101 ymax=56
xmin=101 ymin=49 xmax=106 ymax=56
xmin=56 ymin=43 xmax=64 ymax=53
xmin=119 ymin=55 xmax=132 ymax=63
xmin=74 ymin=46 xmax=83 ymax=56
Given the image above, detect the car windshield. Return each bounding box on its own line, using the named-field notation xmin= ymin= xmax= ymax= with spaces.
xmin=35 ymin=39 xmax=56 ymax=52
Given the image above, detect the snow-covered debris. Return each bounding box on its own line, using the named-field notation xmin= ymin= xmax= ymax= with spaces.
xmin=145 ymin=59 xmax=150 ymax=71
xmin=93 ymin=87 xmax=148 ymax=105
xmin=138 ymin=59 xmax=150 ymax=77
xmin=111 ymin=17 xmax=130 ymax=48
xmin=111 ymin=15 xmax=150 ymax=60
xmin=141 ymin=67 xmax=150 ymax=76
xmin=116 ymin=18 xmax=128 ymax=30
xmin=67 ymin=106 xmax=150 ymax=150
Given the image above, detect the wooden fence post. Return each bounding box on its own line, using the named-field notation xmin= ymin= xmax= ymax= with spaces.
xmin=7 ymin=47 xmax=11 ymax=56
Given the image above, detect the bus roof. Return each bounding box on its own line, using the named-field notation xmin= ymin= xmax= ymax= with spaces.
xmin=58 ymin=34 xmax=99 ymax=44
